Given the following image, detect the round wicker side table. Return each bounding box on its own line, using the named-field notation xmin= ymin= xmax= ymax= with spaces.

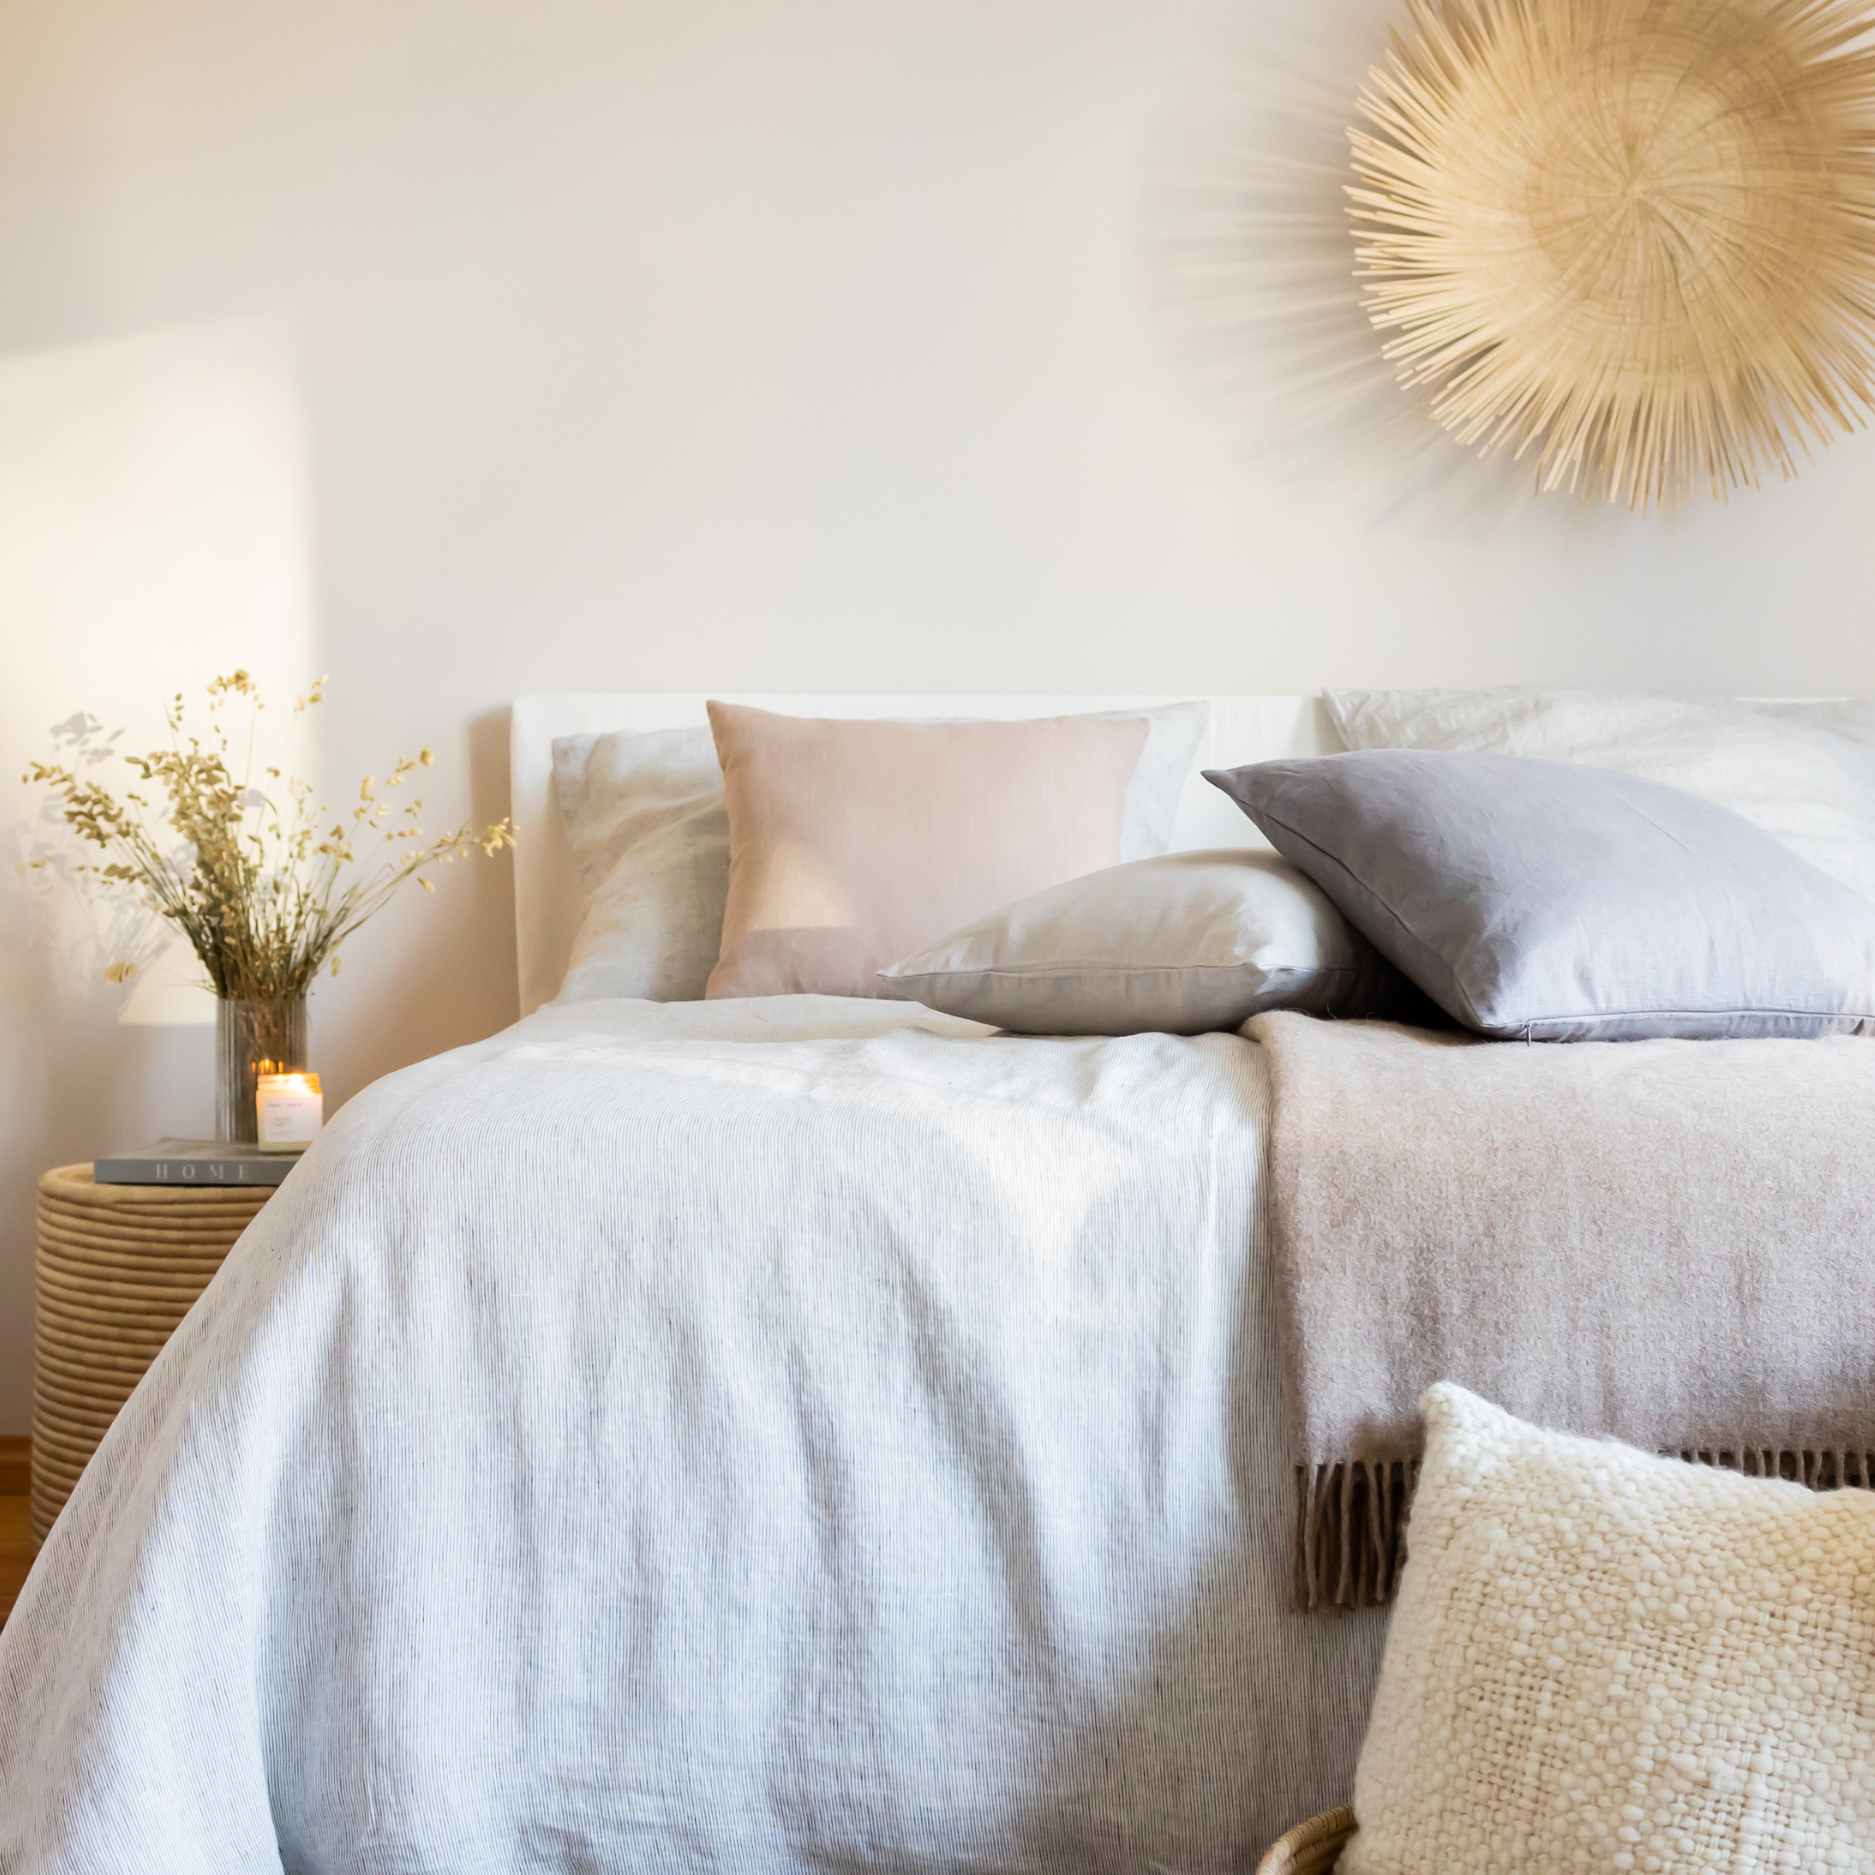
xmin=1254 ymin=1807 xmax=1356 ymax=1875
xmin=32 ymin=1164 xmax=272 ymax=1547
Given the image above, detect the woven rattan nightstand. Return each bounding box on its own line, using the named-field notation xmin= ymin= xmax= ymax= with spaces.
xmin=32 ymin=1164 xmax=273 ymax=1547
xmin=1255 ymin=1807 xmax=1355 ymax=1875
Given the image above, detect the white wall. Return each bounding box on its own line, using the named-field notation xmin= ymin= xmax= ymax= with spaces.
xmin=1 ymin=0 xmax=1872 ymax=1431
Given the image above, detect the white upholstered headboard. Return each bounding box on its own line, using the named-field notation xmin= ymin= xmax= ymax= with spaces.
xmin=509 ymin=693 xmax=1339 ymax=1015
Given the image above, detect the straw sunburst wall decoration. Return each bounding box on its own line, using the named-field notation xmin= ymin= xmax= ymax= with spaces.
xmin=1348 ymin=0 xmax=1875 ymax=509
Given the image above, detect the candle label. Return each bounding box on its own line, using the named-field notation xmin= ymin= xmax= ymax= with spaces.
xmin=256 ymin=1073 xmax=324 ymax=1153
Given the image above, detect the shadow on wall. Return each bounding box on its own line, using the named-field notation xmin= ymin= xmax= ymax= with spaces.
xmin=1144 ymin=1 xmax=1649 ymax=548
xmin=0 ymin=316 xmax=317 ymax=1434
xmin=312 ymin=704 xmax=519 ymax=1104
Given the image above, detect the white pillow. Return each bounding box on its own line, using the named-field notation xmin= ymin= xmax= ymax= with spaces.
xmin=1327 ymin=689 xmax=1875 ymax=902
xmin=553 ymin=704 xmax=1210 ymax=1004
xmin=1111 ymin=700 xmax=1213 ymax=866
xmin=555 ymin=725 xmax=728 ymax=1004
xmin=881 ymin=849 xmax=1412 ymax=1034
xmin=1344 ymin=1384 xmax=1875 ymax=1875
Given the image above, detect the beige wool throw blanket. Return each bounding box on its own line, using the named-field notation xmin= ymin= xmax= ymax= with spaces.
xmin=1246 ymin=1012 xmax=1875 ymax=1612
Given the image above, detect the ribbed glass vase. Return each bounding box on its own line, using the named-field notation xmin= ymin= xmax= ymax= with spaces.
xmin=215 ymin=997 xmax=309 ymax=1145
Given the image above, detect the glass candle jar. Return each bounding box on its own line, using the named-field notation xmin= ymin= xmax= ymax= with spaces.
xmin=256 ymin=1071 xmax=323 ymax=1153
xmin=216 ymin=997 xmax=309 ymax=1145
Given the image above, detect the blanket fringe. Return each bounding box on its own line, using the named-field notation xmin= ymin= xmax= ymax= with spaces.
xmin=1295 ymin=1448 xmax=1875 ymax=1613
xmin=1675 ymin=1446 xmax=1875 ymax=1489
xmin=1293 ymin=1460 xmax=1417 ymax=1614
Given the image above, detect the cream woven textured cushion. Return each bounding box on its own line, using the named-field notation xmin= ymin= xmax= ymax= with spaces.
xmin=1345 ymin=1385 xmax=1875 ymax=1875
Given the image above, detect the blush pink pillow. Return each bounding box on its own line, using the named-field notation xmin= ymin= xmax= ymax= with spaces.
xmin=705 ymin=702 xmax=1152 ymax=1000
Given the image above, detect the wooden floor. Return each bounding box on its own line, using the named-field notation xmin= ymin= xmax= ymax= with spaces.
xmin=1 ymin=1437 xmax=32 ymax=1628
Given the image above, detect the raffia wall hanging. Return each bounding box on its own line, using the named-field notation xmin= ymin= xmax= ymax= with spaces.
xmin=1347 ymin=0 xmax=1875 ymax=509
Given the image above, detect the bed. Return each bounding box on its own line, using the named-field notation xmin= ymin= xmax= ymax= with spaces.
xmin=0 ymin=694 xmax=1393 ymax=1875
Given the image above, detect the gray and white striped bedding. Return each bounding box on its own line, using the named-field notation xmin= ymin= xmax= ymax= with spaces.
xmin=0 ymin=994 xmax=1385 ymax=1874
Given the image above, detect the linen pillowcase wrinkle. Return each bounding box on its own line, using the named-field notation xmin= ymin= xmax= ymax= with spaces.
xmin=553 ymin=725 xmax=728 ymax=1003
xmin=1326 ymin=686 xmax=1875 ymax=901
xmin=880 ymin=849 xmax=1414 ymax=1035
xmin=1207 ymin=749 xmax=1875 ymax=1041
xmin=1757 ymin=695 xmax=1875 ymax=745
xmin=708 ymin=702 xmax=1151 ymax=1000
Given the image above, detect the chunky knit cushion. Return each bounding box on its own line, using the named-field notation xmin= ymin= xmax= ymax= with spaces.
xmin=1344 ymin=1384 xmax=1875 ymax=1875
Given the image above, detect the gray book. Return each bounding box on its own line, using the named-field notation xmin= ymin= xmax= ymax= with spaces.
xmin=94 ymin=1138 xmax=298 ymax=1188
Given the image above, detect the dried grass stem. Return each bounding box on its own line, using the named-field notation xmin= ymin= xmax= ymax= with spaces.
xmin=23 ymin=672 xmax=513 ymax=999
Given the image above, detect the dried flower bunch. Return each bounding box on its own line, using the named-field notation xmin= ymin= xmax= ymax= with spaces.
xmin=24 ymin=671 xmax=513 ymax=999
xmin=1348 ymin=0 xmax=1875 ymax=508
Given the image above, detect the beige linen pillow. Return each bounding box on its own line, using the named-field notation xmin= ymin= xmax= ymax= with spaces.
xmin=706 ymin=702 xmax=1150 ymax=999
xmin=1343 ymin=1384 xmax=1875 ymax=1875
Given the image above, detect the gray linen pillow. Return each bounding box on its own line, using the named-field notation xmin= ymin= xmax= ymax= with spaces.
xmin=1325 ymin=688 xmax=1875 ymax=902
xmin=1206 ymin=750 xmax=1875 ymax=1041
xmin=880 ymin=849 xmax=1414 ymax=1035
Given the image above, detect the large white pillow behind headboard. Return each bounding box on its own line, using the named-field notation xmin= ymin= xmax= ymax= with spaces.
xmin=509 ymin=694 xmax=1336 ymax=1014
